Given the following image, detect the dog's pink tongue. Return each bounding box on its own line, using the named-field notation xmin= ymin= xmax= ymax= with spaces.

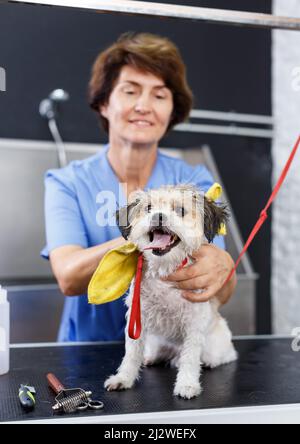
xmin=144 ymin=231 xmax=172 ymax=250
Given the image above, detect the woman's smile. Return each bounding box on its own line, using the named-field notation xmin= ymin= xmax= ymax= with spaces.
xmin=129 ymin=119 xmax=154 ymax=127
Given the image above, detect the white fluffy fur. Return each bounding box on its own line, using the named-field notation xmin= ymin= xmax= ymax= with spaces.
xmin=104 ymin=185 xmax=237 ymax=399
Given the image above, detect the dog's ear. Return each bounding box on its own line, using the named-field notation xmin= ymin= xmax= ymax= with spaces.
xmin=115 ymin=199 xmax=140 ymax=240
xmin=204 ymin=196 xmax=229 ymax=243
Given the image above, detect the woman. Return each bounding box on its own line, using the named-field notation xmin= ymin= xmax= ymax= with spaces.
xmin=41 ymin=32 xmax=236 ymax=342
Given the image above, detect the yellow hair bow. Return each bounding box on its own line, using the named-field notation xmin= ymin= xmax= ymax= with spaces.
xmin=205 ymin=183 xmax=227 ymax=236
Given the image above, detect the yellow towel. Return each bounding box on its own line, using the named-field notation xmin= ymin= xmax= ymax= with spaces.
xmin=88 ymin=242 xmax=139 ymax=304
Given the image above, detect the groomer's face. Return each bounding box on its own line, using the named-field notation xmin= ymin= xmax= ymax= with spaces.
xmin=100 ymin=65 xmax=174 ymax=145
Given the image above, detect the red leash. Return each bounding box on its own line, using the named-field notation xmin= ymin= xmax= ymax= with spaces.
xmin=128 ymin=134 xmax=300 ymax=340
xmin=128 ymin=256 xmax=188 ymax=340
xmin=223 ymin=134 xmax=300 ymax=286
xmin=128 ymin=253 xmax=143 ymax=340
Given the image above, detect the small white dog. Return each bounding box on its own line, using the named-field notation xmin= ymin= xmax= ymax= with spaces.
xmin=104 ymin=184 xmax=237 ymax=399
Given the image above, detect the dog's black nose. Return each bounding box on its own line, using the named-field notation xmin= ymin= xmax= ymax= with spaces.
xmin=151 ymin=212 xmax=167 ymax=228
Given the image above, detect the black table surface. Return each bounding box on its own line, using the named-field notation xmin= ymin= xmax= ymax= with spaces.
xmin=1 ymin=338 xmax=300 ymax=423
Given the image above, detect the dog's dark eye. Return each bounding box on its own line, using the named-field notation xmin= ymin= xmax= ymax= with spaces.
xmin=146 ymin=204 xmax=152 ymax=213
xmin=175 ymin=206 xmax=185 ymax=217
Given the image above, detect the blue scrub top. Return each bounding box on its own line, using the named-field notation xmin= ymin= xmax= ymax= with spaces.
xmin=41 ymin=144 xmax=225 ymax=342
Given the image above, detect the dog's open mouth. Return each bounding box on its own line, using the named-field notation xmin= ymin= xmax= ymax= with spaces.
xmin=144 ymin=227 xmax=181 ymax=256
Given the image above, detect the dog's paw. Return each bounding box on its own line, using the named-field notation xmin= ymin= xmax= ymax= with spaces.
xmin=173 ymin=382 xmax=202 ymax=399
xmin=104 ymin=374 xmax=133 ymax=391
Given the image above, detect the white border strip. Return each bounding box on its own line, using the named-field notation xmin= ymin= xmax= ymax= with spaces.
xmin=0 ymin=138 xmax=103 ymax=154
xmin=0 ymin=139 xmax=181 ymax=158
xmin=10 ymin=335 xmax=293 ymax=348
xmin=232 ymin=334 xmax=292 ymax=340
xmin=5 ymin=403 xmax=300 ymax=424
xmin=5 ymin=284 xmax=59 ymax=292
xmin=5 ymin=0 xmax=300 ymax=31
xmin=176 ymin=123 xmax=274 ymax=139
xmin=190 ymin=110 xmax=274 ymax=125
xmin=10 ymin=340 xmax=123 ymax=348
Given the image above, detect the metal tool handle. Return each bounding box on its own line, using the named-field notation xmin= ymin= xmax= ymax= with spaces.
xmin=47 ymin=373 xmax=65 ymax=394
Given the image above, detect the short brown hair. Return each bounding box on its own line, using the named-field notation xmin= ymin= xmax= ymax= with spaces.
xmin=88 ymin=32 xmax=193 ymax=134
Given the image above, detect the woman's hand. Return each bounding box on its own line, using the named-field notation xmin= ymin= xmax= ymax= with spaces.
xmin=162 ymin=244 xmax=237 ymax=304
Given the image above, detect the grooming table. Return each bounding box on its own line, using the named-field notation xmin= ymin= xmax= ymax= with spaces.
xmin=1 ymin=337 xmax=300 ymax=424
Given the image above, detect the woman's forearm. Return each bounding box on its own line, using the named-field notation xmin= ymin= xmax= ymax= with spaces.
xmin=51 ymin=236 xmax=127 ymax=296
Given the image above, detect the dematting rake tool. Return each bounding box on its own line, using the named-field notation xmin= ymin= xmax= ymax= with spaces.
xmin=47 ymin=373 xmax=104 ymax=414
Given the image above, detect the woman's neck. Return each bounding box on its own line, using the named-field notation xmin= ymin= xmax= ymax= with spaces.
xmin=107 ymin=139 xmax=158 ymax=197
